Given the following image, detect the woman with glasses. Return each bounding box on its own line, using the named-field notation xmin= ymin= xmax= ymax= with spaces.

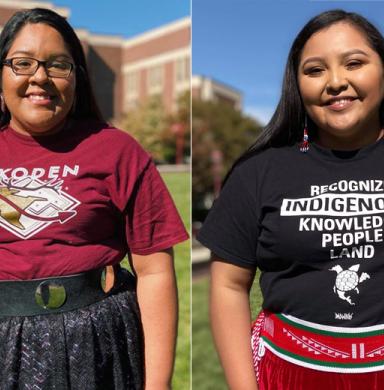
xmin=0 ymin=7 xmax=187 ymax=390
xmin=199 ymin=9 xmax=384 ymax=390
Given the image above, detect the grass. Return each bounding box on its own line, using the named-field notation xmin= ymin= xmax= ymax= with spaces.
xmin=161 ymin=172 xmax=191 ymax=390
xmin=192 ymin=273 xmax=262 ymax=390
xmin=120 ymin=171 xmax=190 ymax=389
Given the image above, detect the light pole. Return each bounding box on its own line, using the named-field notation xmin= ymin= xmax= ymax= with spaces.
xmin=211 ymin=149 xmax=223 ymax=198
xmin=171 ymin=122 xmax=185 ymax=164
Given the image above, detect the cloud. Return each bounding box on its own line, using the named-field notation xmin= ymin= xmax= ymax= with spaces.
xmin=244 ymin=106 xmax=275 ymax=126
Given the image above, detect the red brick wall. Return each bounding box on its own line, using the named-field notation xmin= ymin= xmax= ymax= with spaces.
xmin=163 ymin=61 xmax=174 ymax=111
xmin=87 ymin=44 xmax=122 ymax=120
xmin=0 ymin=7 xmax=24 ymax=25
xmin=123 ymin=26 xmax=190 ymax=63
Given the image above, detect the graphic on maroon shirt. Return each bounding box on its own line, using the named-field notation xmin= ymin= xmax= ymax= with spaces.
xmin=0 ymin=165 xmax=80 ymax=239
xmin=0 ymin=123 xmax=188 ymax=280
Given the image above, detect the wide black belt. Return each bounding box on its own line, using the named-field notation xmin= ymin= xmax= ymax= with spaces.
xmin=0 ymin=267 xmax=134 ymax=317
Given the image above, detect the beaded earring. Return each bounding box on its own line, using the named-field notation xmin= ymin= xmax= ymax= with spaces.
xmin=300 ymin=115 xmax=309 ymax=153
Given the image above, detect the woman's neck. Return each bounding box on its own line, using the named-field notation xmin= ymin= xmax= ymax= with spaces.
xmin=316 ymin=126 xmax=383 ymax=151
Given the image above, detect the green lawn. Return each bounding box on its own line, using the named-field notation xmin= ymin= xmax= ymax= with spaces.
xmin=121 ymin=171 xmax=190 ymax=389
xmin=192 ymin=273 xmax=262 ymax=390
xmin=161 ymin=172 xmax=190 ymax=390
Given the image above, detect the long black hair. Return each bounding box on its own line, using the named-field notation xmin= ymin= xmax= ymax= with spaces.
xmin=0 ymin=7 xmax=103 ymax=127
xmin=231 ymin=9 xmax=384 ymax=171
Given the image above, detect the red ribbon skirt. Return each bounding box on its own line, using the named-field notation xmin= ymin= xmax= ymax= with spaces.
xmin=251 ymin=311 xmax=384 ymax=390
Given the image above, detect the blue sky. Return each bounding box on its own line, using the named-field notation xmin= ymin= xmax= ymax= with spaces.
xmin=192 ymin=0 xmax=384 ymax=125
xmin=53 ymin=0 xmax=189 ymax=37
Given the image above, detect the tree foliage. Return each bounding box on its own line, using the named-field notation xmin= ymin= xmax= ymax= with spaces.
xmin=119 ymin=95 xmax=168 ymax=162
xmin=192 ymin=99 xmax=262 ymax=220
xmin=118 ymin=93 xmax=190 ymax=164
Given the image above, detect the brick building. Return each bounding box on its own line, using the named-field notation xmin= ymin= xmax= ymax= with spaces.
xmin=0 ymin=0 xmax=190 ymax=121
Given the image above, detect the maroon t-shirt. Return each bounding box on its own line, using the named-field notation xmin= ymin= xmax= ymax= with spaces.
xmin=0 ymin=120 xmax=188 ymax=280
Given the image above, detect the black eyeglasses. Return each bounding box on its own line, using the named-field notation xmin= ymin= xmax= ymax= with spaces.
xmin=2 ymin=57 xmax=74 ymax=78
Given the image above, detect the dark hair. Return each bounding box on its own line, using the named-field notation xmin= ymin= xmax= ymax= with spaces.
xmin=0 ymin=7 xmax=103 ymax=126
xmin=231 ymin=9 xmax=384 ymax=170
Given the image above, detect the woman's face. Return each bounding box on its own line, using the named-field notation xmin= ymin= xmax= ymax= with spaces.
xmin=298 ymin=22 xmax=384 ymax=149
xmin=1 ymin=23 xmax=76 ymax=136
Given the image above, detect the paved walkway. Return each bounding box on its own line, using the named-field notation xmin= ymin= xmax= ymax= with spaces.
xmin=157 ymin=164 xmax=190 ymax=173
xmin=192 ymin=246 xmax=210 ymax=264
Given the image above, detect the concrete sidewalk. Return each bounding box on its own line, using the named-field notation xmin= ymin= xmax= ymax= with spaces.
xmin=192 ymin=246 xmax=210 ymax=264
xmin=157 ymin=164 xmax=190 ymax=173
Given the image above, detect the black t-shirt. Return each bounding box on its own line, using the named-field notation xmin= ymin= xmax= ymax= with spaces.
xmin=198 ymin=139 xmax=384 ymax=326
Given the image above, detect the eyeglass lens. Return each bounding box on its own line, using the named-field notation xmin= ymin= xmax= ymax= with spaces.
xmin=10 ymin=57 xmax=72 ymax=77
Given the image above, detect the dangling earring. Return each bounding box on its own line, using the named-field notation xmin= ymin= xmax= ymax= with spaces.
xmin=0 ymin=94 xmax=6 ymax=113
xmin=300 ymin=115 xmax=309 ymax=153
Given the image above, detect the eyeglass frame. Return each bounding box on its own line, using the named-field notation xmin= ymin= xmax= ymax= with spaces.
xmin=2 ymin=57 xmax=75 ymax=78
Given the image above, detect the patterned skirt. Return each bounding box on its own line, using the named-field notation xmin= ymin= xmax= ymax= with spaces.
xmin=258 ymin=349 xmax=384 ymax=390
xmin=252 ymin=311 xmax=384 ymax=390
xmin=0 ymin=286 xmax=144 ymax=390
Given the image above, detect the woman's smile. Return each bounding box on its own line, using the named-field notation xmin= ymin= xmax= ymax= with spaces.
xmin=25 ymin=91 xmax=56 ymax=105
xmin=324 ymin=96 xmax=358 ymax=111
xmin=27 ymin=93 xmax=53 ymax=103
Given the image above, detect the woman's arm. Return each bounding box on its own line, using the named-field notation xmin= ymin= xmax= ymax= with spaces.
xmin=210 ymin=257 xmax=258 ymax=390
xmin=132 ymin=248 xmax=178 ymax=390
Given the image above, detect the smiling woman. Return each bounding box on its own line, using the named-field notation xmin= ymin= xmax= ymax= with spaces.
xmin=0 ymin=7 xmax=188 ymax=390
xmin=197 ymin=9 xmax=384 ymax=390
xmin=2 ymin=23 xmax=76 ymax=135
xmin=298 ymin=22 xmax=384 ymax=150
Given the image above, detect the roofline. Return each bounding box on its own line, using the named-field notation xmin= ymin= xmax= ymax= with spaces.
xmin=122 ymin=47 xmax=190 ymax=73
xmin=0 ymin=0 xmax=70 ymax=18
xmin=75 ymin=29 xmax=124 ymax=46
xmin=192 ymin=75 xmax=243 ymax=95
xmin=123 ymin=17 xmax=190 ymax=48
xmin=75 ymin=17 xmax=190 ymax=48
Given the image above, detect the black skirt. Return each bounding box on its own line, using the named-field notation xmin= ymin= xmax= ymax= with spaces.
xmin=0 ymin=284 xmax=144 ymax=390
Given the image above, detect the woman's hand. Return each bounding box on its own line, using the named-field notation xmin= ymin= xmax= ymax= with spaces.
xmin=210 ymin=257 xmax=259 ymax=390
xmin=132 ymin=248 xmax=177 ymax=389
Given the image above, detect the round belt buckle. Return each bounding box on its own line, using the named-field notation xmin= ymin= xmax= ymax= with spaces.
xmin=35 ymin=281 xmax=67 ymax=309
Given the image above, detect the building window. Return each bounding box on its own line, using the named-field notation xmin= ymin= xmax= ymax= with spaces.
xmin=147 ymin=65 xmax=163 ymax=94
xmin=125 ymin=71 xmax=139 ymax=97
xmin=175 ymin=57 xmax=189 ymax=84
xmin=124 ymin=71 xmax=140 ymax=109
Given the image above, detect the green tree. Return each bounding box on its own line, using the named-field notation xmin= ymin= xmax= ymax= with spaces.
xmin=192 ymin=99 xmax=262 ymax=221
xmin=119 ymin=95 xmax=168 ymax=162
xmin=119 ymin=93 xmax=190 ymax=164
